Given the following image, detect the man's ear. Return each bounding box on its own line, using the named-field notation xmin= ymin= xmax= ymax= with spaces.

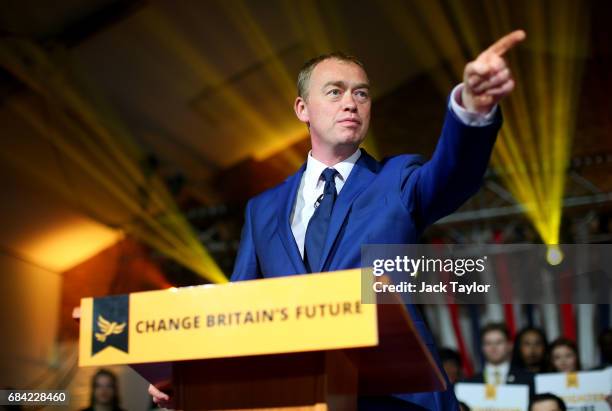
xmin=294 ymin=96 xmax=309 ymax=124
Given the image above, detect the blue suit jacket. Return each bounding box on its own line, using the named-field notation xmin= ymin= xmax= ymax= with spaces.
xmin=231 ymin=107 xmax=502 ymax=410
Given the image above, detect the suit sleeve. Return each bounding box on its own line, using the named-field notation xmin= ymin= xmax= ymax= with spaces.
xmin=401 ymin=103 xmax=502 ymax=229
xmin=230 ymin=200 xmax=261 ymax=281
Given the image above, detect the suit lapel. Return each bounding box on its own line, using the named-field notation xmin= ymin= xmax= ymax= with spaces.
xmin=276 ymin=163 xmax=308 ymax=275
xmin=316 ymin=150 xmax=378 ymax=272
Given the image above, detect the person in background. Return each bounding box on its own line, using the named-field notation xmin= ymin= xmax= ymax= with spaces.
xmin=512 ymin=327 xmax=548 ymax=373
xmin=529 ymin=393 xmax=567 ymax=411
xmin=467 ymin=323 xmax=533 ymax=389
xmin=596 ymin=328 xmax=612 ymax=369
xmin=439 ymin=347 xmax=463 ymax=384
xmin=458 ymin=401 xmax=471 ymax=411
xmin=548 ymin=338 xmax=581 ymax=373
xmin=81 ymin=369 xmax=125 ymax=411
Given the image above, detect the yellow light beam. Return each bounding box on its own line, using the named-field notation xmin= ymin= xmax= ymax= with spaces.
xmin=380 ymin=0 xmax=589 ymax=245
xmin=0 ymin=38 xmax=227 ymax=283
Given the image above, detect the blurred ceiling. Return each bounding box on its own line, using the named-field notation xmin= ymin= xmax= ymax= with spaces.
xmin=0 ymin=0 xmax=610 ymax=274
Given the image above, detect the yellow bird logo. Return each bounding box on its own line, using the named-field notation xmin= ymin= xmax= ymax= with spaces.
xmin=95 ymin=315 xmax=126 ymax=342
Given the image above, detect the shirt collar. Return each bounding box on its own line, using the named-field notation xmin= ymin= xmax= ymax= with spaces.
xmin=485 ymin=361 xmax=510 ymax=375
xmin=305 ymin=148 xmax=362 ymax=189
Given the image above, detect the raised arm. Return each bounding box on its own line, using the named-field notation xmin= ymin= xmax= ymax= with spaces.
xmin=403 ymin=30 xmax=526 ymax=228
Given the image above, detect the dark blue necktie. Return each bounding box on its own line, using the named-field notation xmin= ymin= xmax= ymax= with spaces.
xmin=304 ymin=168 xmax=339 ymax=272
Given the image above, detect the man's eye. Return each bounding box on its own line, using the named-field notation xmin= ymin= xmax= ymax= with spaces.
xmin=355 ymin=90 xmax=369 ymax=99
xmin=328 ymin=89 xmax=341 ymax=96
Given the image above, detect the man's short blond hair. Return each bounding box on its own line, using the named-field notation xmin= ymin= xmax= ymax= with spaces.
xmin=297 ymin=52 xmax=366 ymax=100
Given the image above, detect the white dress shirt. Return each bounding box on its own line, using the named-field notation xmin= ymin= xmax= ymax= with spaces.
xmin=290 ymin=83 xmax=496 ymax=258
xmin=483 ymin=361 xmax=510 ymax=384
xmin=290 ymin=149 xmax=361 ymax=258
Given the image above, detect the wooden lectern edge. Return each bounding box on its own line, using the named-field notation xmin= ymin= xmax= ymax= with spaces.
xmin=87 ymin=341 xmax=379 ymax=369
xmin=380 ymin=292 xmax=447 ymax=392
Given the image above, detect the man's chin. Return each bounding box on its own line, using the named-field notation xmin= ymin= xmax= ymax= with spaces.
xmin=336 ymin=133 xmax=365 ymax=146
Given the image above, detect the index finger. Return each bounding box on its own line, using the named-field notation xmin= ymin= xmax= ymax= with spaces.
xmin=486 ymin=30 xmax=526 ymax=56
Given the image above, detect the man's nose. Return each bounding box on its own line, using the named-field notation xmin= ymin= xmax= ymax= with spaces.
xmin=342 ymin=93 xmax=357 ymax=112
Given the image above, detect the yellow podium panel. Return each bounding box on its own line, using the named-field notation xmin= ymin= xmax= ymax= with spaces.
xmin=79 ymin=269 xmax=377 ymax=366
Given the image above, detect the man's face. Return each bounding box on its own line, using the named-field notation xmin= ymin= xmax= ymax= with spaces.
xmin=520 ymin=331 xmax=545 ymax=366
xmin=531 ymin=399 xmax=563 ymax=411
xmin=482 ymin=330 xmax=512 ymax=365
xmin=295 ymin=58 xmax=371 ymax=151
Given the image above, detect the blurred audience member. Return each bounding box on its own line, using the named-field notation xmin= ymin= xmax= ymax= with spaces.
xmin=529 ymin=393 xmax=566 ymax=411
xmin=439 ymin=347 xmax=463 ymax=384
xmin=596 ymin=328 xmax=612 ymax=369
xmin=81 ymin=369 xmax=125 ymax=411
xmin=512 ymin=327 xmax=547 ymax=373
xmin=467 ymin=323 xmax=533 ymax=387
xmin=548 ymin=338 xmax=581 ymax=373
xmin=458 ymin=401 xmax=471 ymax=411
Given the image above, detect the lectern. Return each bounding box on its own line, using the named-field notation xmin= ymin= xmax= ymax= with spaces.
xmin=78 ymin=269 xmax=445 ymax=410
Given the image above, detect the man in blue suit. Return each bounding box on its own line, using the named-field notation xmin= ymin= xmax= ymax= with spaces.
xmin=150 ymin=30 xmax=526 ymax=410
